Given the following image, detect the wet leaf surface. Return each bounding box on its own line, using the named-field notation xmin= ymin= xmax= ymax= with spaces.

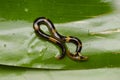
xmin=0 ymin=0 xmax=120 ymax=79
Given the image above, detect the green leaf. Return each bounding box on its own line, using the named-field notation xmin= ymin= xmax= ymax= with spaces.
xmin=0 ymin=0 xmax=120 ymax=80
xmin=0 ymin=0 xmax=112 ymax=23
xmin=0 ymin=13 xmax=120 ymax=69
xmin=0 ymin=0 xmax=120 ymax=70
xmin=0 ymin=66 xmax=120 ymax=80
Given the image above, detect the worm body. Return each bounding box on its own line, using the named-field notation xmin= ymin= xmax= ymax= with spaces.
xmin=33 ymin=17 xmax=88 ymax=61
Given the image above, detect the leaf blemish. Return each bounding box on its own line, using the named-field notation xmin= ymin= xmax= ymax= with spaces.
xmin=3 ymin=44 xmax=6 ymax=47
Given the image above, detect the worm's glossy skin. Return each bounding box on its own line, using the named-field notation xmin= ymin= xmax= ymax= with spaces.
xmin=33 ymin=17 xmax=88 ymax=61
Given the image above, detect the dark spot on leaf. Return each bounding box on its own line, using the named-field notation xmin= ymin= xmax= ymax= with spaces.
xmin=12 ymin=33 xmax=15 ymax=35
xmin=4 ymin=44 xmax=6 ymax=47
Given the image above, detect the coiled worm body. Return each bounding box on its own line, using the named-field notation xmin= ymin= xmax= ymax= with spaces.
xmin=33 ymin=17 xmax=88 ymax=61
